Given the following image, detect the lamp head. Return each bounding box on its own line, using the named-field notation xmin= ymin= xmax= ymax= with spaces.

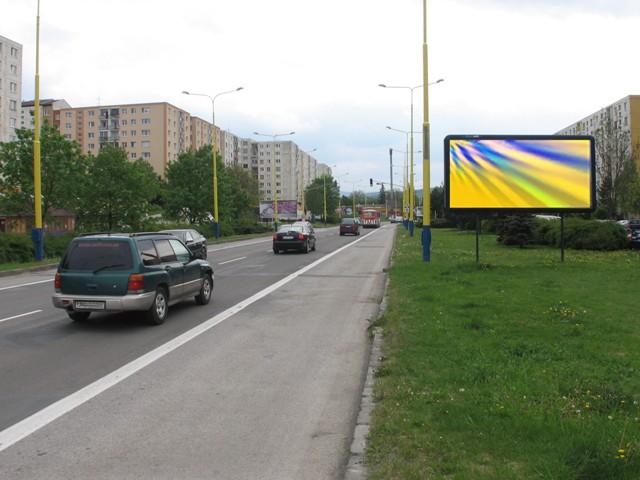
xmin=236 ymin=87 xmax=244 ymax=91
xmin=378 ymin=84 xmax=387 ymax=88
xmin=182 ymin=91 xmax=190 ymax=95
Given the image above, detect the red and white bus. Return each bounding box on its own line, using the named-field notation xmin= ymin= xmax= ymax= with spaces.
xmin=361 ymin=209 xmax=381 ymax=228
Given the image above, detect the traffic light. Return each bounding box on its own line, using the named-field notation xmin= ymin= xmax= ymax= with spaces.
xmin=370 ymin=178 xmax=373 ymax=187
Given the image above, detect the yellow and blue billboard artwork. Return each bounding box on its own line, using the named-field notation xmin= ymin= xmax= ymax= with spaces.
xmin=448 ymin=138 xmax=593 ymax=209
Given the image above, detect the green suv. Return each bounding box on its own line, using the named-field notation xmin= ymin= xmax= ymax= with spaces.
xmin=52 ymin=232 xmax=214 ymax=325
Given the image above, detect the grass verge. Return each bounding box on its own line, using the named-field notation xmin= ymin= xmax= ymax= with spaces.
xmin=367 ymin=227 xmax=640 ymax=479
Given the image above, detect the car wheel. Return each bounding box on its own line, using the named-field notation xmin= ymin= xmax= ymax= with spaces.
xmin=68 ymin=311 xmax=90 ymax=322
xmin=195 ymin=274 xmax=212 ymax=305
xmin=146 ymin=287 xmax=168 ymax=325
xmin=273 ymin=247 xmax=279 ymax=254
xmin=340 ymin=232 xmax=344 ymax=236
xmin=312 ymin=241 xmax=316 ymax=251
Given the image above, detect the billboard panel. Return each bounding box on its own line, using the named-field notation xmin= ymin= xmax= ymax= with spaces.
xmin=259 ymin=200 xmax=298 ymax=220
xmin=444 ymin=135 xmax=595 ymax=212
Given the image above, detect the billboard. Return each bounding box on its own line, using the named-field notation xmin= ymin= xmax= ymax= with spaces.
xmin=259 ymin=200 xmax=298 ymax=220
xmin=444 ymin=135 xmax=595 ymax=212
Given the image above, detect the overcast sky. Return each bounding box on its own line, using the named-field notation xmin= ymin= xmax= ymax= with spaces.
xmin=3 ymin=0 xmax=639 ymax=192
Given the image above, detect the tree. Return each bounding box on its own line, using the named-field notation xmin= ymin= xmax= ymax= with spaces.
xmin=0 ymin=125 xmax=88 ymax=220
xmin=378 ymin=183 xmax=386 ymax=205
xmin=497 ymin=214 xmax=535 ymax=248
xmin=430 ymin=185 xmax=445 ymax=220
xmin=76 ymin=145 xmax=160 ymax=231
xmin=164 ymin=147 xmax=213 ymax=224
xmin=594 ymin=117 xmax=635 ymax=218
xmin=304 ymin=175 xmax=340 ymax=221
xmin=164 ymin=146 xmax=260 ymax=231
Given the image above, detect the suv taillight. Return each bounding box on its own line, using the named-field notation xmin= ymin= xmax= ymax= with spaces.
xmin=54 ymin=272 xmax=61 ymax=291
xmin=298 ymin=233 xmax=305 ymax=240
xmin=273 ymin=234 xmax=277 ymax=240
xmin=127 ymin=274 xmax=145 ymax=293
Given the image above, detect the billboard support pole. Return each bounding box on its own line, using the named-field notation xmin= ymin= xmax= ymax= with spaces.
xmin=560 ymin=214 xmax=565 ymax=263
xmin=475 ymin=215 xmax=480 ymax=264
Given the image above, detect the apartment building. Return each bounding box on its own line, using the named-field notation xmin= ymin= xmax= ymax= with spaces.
xmin=57 ymin=102 xmax=196 ymax=176
xmin=556 ymin=95 xmax=640 ymax=171
xmin=21 ymin=99 xmax=71 ymax=130
xmin=189 ymin=116 xmax=215 ymax=152
xmin=0 ymin=35 xmax=22 ymax=143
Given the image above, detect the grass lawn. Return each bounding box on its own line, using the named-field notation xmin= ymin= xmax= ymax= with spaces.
xmin=367 ymin=227 xmax=640 ymax=479
xmin=0 ymin=259 xmax=59 ymax=272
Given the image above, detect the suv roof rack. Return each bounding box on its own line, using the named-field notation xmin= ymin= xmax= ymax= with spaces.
xmin=78 ymin=232 xmax=114 ymax=237
xmin=130 ymin=232 xmax=175 ymax=237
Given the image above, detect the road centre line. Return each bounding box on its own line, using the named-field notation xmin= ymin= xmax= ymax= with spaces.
xmin=218 ymin=256 xmax=247 ymax=266
xmin=207 ymin=238 xmax=271 ymax=252
xmin=0 ymin=278 xmax=52 ymax=292
xmin=0 ymin=310 xmax=43 ymax=324
xmin=0 ymin=227 xmax=383 ymax=453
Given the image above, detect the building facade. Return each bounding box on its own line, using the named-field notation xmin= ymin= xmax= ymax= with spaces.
xmin=21 ymin=98 xmax=71 ymax=130
xmin=57 ymin=102 xmax=198 ymax=176
xmin=556 ymin=95 xmax=640 ymax=171
xmin=0 ymin=35 xmax=22 ymax=143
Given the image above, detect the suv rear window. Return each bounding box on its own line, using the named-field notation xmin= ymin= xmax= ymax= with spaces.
xmin=62 ymin=240 xmax=133 ymax=271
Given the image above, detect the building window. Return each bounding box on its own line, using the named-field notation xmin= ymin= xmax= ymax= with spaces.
xmin=142 ymin=152 xmax=151 ymax=159
xmin=9 ymin=118 xmax=16 ymax=127
xmin=130 ymin=119 xmax=137 ymax=125
xmin=131 ymin=152 xmax=137 ymax=159
xmin=142 ymin=141 xmax=151 ymax=148
xmin=88 ymin=143 xmax=95 ymax=149
xmin=88 ymin=132 xmax=95 ymax=138
xmin=130 ymin=141 xmax=136 ymax=148
xmin=65 ymin=112 xmax=72 ymax=118
xmin=121 ymin=108 xmax=127 ymax=114
xmin=121 ymin=119 xmax=128 ymax=126
xmin=121 ymin=142 xmax=127 ymax=148
xmin=142 ymin=118 xmax=151 ymax=124
xmin=121 ymin=131 xmax=127 ymax=137
xmin=130 ymin=130 xmax=137 ymax=136
xmin=130 ymin=108 xmax=136 ymax=114
xmin=64 ymin=134 xmax=72 ymax=139
xmin=141 ymin=107 xmax=150 ymax=113
xmin=88 ymin=121 xmax=95 ymax=128
xmin=9 ymin=100 xmax=17 ymax=111
xmin=10 ymin=64 xmax=17 ymax=74
xmin=10 ymin=82 xmax=17 ymax=93
xmin=65 ymin=123 xmax=72 ymax=129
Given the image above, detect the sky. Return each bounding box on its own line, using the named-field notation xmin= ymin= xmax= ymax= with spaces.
xmin=2 ymin=0 xmax=639 ymax=193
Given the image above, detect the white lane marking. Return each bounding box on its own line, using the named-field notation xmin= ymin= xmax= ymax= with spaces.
xmin=0 ymin=227 xmax=383 ymax=453
xmin=207 ymin=238 xmax=271 ymax=253
xmin=0 ymin=278 xmax=52 ymax=292
xmin=0 ymin=310 xmax=43 ymax=324
xmin=218 ymin=256 xmax=247 ymax=266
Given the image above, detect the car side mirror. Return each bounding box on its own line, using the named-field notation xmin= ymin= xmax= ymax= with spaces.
xmin=186 ymin=239 xmax=194 ymax=245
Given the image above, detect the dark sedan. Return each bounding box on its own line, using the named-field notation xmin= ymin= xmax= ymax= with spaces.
xmin=339 ymin=217 xmax=360 ymax=236
xmin=160 ymin=229 xmax=208 ymax=259
xmin=273 ymin=224 xmax=316 ymax=254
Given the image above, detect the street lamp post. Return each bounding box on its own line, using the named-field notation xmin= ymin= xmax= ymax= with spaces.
xmin=254 ymin=131 xmax=295 ymax=231
xmin=423 ymin=0 xmax=433 ymax=262
xmin=32 ymin=0 xmax=44 ymax=260
xmin=182 ymin=87 xmax=243 ymax=239
xmin=386 ymin=126 xmax=421 ymax=230
xmin=380 ymin=78 xmax=443 ymax=237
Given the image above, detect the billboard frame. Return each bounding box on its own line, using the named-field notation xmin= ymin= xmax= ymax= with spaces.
xmin=444 ymin=134 xmax=596 ymax=214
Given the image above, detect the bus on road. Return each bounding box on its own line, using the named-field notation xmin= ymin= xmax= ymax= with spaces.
xmin=361 ymin=208 xmax=381 ymax=228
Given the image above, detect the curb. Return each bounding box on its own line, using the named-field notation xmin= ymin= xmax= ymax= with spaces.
xmin=344 ymin=280 xmax=389 ymax=480
xmin=0 ymin=263 xmax=58 ymax=278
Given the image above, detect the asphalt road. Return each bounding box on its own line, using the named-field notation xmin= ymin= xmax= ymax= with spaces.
xmin=0 ymin=225 xmax=395 ymax=479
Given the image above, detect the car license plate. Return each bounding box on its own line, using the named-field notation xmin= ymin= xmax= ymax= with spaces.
xmin=283 ymin=236 xmax=293 ymax=240
xmin=75 ymin=300 xmax=106 ymax=310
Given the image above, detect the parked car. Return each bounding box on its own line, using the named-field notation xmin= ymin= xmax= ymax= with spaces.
xmin=627 ymin=219 xmax=640 ymax=248
xmin=340 ymin=217 xmax=360 ymax=236
xmin=273 ymin=224 xmax=316 ymax=253
xmin=52 ymin=232 xmax=214 ymax=325
xmin=160 ymin=229 xmax=208 ymax=259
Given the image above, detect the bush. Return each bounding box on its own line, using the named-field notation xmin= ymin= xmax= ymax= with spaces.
xmin=534 ymin=217 xmax=627 ymax=250
xmin=0 ymin=234 xmax=34 ymax=263
xmin=497 ymin=214 xmax=535 ymax=247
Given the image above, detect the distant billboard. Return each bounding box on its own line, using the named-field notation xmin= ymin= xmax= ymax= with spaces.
xmin=444 ymin=135 xmax=595 ymax=212
xmin=259 ymin=200 xmax=298 ymax=220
